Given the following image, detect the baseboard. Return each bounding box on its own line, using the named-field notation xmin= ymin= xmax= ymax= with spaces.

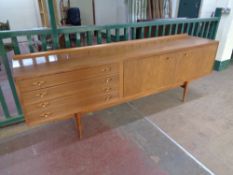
xmin=214 ymin=59 xmax=231 ymax=71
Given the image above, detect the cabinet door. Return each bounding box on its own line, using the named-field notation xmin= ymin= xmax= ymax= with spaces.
xmin=175 ymin=45 xmax=217 ymax=82
xmin=124 ymin=53 xmax=178 ymax=97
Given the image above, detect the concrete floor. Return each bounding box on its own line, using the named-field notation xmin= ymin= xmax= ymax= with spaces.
xmin=1 ymin=64 xmax=233 ymax=175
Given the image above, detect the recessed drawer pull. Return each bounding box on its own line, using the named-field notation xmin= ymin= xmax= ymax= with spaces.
xmin=166 ymin=57 xmax=170 ymax=60
xmin=102 ymin=67 xmax=111 ymax=72
xmin=104 ymin=87 xmax=112 ymax=92
xmin=40 ymin=112 xmax=52 ymax=118
xmin=184 ymin=53 xmax=188 ymax=57
xmin=36 ymin=92 xmax=47 ymax=98
xmin=106 ymin=78 xmax=112 ymax=83
xmin=105 ymin=95 xmax=112 ymax=101
xmin=33 ymin=81 xmax=46 ymax=87
xmin=38 ymin=102 xmax=50 ymax=108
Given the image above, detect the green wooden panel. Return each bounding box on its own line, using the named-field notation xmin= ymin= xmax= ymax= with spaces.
xmin=147 ymin=26 xmax=152 ymax=38
xmin=115 ymin=28 xmax=120 ymax=41
xmin=205 ymin=21 xmax=211 ymax=38
xmin=97 ymin=31 xmax=102 ymax=44
xmin=0 ymin=39 xmax=22 ymax=115
xmin=201 ymin=22 xmax=206 ymax=37
xmin=191 ymin=22 xmax=196 ymax=35
xmin=169 ymin=24 xmax=172 ymax=35
xmin=186 ymin=23 xmax=191 ymax=34
xmin=124 ymin=28 xmax=128 ymax=40
xmin=0 ymin=115 xmax=24 ymax=127
xmin=106 ymin=29 xmax=111 ymax=43
xmin=155 ymin=25 xmax=159 ymax=36
xmin=162 ymin=25 xmax=166 ymax=36
xmin=64 ymin=33 xmax=71 ymax=48
xmin=40 ymin=34 xmax=47 ymax=51
xmin=131 ymin=27 xmax=136 ymax=39
xmin=0 ymin=87 xmax=10 ymax=118
xmin=175 ymin=24 xmax=178 ymax=34
xmin=12 ymin=36 xmax=20 ymax=54
xmin=75 ymin=33 xmax=81 ymax=46
xmin=181 ymin=23 xmax=185 ymax=33
xmin=140 ymin=27 xmax=144 ymax=39
xmin=87 ymin=31 xmax=93 ymax=45
xmin=27 ymin=35 xmax=34 ymax=53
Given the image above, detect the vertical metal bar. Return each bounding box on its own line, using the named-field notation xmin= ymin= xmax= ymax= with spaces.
xmin=205 ymin=21 xmax=211 ymax=38
xmin=131 ymin=27 xmax=136 ymax=39
xmin=175 ymin=23 xmax=178 ymax=34
xmin=12 ymin=37 xmax=20 ymax=54
xmin=124 ymin=28 xmax=128 ymax=40
xmin=0 ymin=86 xmax=11 ymax=118
xmin=155 ymin=25 xmax=159 ymax=36
xmin=0 ymin=39 xmax=23 ymax=114
xmin=87 ymin=31 xmax=93 ymax=45
xmin=186 ymin=22 xmax=191 ymax=34
xmin=27 ymin=35 xmax=34 ymax=53
xmin=97 ymin=30 xmax=102 ymax=44
xmin=48 ymin=0 xmax=59 ymax=49
xmin=169 ymin=24 xmax=172 ymax=35
xmin=115 ymin=28 xmax=120 ymax=41
xmin=196 ymin=22 xmax=201 ymax=36
xmin=191 ymin=22 xmax=196 ymax=36
xmin=181 ymin=23 xmax=185 ymax=33
xmin=41 ymin=34 xmax=47 ymax=51
xmin=64 ymin=33 xmax=71 ymax=48
xmin=140 ymin=27 xmax=144 ymax=38
xmin=106 ymin=29 xmax=111 ymax=43
xmin=147 ymin=26 xmax=152 ymax=38
xmin=201 ymin=22 xmax=206 ymax=37
xmin=76 ymin=33 xmax=81 ymax=46
xmin=162 ymin=25 xmax=166 ymax=36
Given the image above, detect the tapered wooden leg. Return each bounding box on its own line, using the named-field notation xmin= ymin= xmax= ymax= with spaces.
xmin=182 ymin=81 xmax=189 ymax=102
xmin=74 ymin=113 xmax=82 ymax=139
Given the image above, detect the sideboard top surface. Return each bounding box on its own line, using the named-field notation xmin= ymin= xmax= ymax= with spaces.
xmin=13 ymin=34 xmax=218 ymax=79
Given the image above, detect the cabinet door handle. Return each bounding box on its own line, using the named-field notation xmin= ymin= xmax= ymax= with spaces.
xmin=105 ymin=95 xmax=112 ymax=101
xmin=104 ymin=87 xmax=112 ymax=92
xmin=33 ymin=81 xmax=45 ymax=87
xmin=36 ymin=92 xmax=47 ymax=98
xmin=105 ymin=78 xmax=112 ymax=83
xmin=40 ymin=112 xmax=52 ymax=118
xmin=38 ymin=102 xmax=49 ymax=108
xmin=102 ymin=67 xmax=111 ymax=72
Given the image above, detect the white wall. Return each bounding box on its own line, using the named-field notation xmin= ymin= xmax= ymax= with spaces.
xmin=0 ymin=0 xmax=41 ymax=30
xmin=95 ymin=0 xmax=127 ymax=25
xmin=215 ymin=0 xmax=233 ymax=61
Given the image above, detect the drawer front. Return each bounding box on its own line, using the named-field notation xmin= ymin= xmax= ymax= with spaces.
xmin=18 ymin=63 xmax=119 ymax=92
xmin=25 ymin=91 xmax=119 ymax=124
xmin=22 ymin=75 xmax=119 ymax=105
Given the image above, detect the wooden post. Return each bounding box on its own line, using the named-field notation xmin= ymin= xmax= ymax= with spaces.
xmin=181 ymin=81 xmax=189 ymax=102
xmin=74 ymin=113 xmax=82 ymax=139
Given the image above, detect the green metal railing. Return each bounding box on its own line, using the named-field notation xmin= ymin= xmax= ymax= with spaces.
xmin=0 ymin=0 xmax=222 ymax=127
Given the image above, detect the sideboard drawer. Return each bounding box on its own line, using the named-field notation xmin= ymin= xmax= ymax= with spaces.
xmin=18 ymin=63 xmax=119 ymax=92
xmin=22 ymin=75 xmax=119 ymax=105
xmin=25 ymin=91 xmax=119 ymax=124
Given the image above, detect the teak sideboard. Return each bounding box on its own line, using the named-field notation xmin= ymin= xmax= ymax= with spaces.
xmin=13 ymin=34 xmax=219 ymax=138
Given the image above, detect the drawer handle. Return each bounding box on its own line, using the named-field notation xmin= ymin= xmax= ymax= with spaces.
xmin=105 ymin=95 xmax=112 ymax=101
xmin=36 ymin=92 xmax=47 ymax=98
xmin=102 ymin=67 xmax=111 ymax=72
xmin=106 ymin=78 xmax=112 ymax=83
xmin=184 ymin=53 xmax=188 ymax=57
xmin=104 ymin=87 xmax=112 ymax=92
xmin=38 ymin=102 xmax=49 ymax=108
xmin=33 ymin=81 xmax=45 ymax=87
xmin=166 ymin=57 xmax=170 ymax=60
xmin=40 ymin=112 xmax=51 ymax=118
